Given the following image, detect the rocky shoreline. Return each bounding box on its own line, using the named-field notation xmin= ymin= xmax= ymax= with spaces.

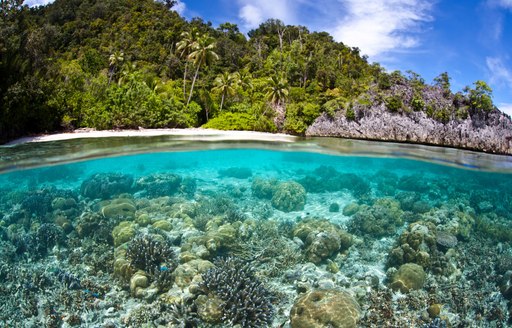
xmin=306 ymin=105 xmax=512 ymax=155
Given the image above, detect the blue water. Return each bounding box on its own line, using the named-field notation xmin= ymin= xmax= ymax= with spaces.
xmin=1 ymin=141 xmax=512 ymax=327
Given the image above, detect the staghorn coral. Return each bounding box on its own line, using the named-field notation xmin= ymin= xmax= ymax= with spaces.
xmin=126 ymin=233 xmax=174 ymax=276
xmin=199 ymin=256 xmax=274 ymax=327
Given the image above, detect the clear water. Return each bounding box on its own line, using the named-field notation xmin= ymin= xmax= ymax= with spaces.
xmin=1 ymin=135 xmax=512 ymax=327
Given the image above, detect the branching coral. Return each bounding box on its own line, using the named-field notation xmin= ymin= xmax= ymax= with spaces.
xmin=126 ymin=234 xmax=174 ymax=276
xmin=200 ymin=256 xmax=275 ymax=327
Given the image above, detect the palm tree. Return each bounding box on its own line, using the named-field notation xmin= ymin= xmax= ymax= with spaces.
xmin=108 ymin=51 xmax=124 ymax=84
xmin=235 ymin=68 xmax=253 ymax=92
xmin=186 ymin=34 xmax=218 ymax=107
xmin=264 ymin=75 xmax=289 ymax=106
xmin=176 ymin=29 xmax=199 ymax=99
xmin=212 ymin=72 xmax=238 ymax=111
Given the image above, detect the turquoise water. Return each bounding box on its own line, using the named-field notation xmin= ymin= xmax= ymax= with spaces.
xmin=1 ymin=137 xmax=512 ymax=327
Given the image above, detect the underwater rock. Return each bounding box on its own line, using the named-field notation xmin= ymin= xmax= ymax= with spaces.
xmin=389 ymin=263 xmax=426 ymax=292
xmin=293 ymin=219 xmax=352 ymax=264
xmin=100 ymin=198 xmax=136 ymax=219
xmin=112 ymin=221 xmax=136 ymax=247
xmin=499 ymin=270 xmax=512 ymax=300
xmin=136 ymin=173 xmax=182 ymax=198
xmin=251 ymin=177 xmax=278 ymax=199
xmin=349 ymin=198 xmax=404 ymax=238
xmin=80 ymin=173 xmax=134 ymax=199
xmin=218 ymin=167 xmax=252 ymax=179
xmin=271 ymin=181 xmax=307 ymax=212
xmin=329 ymin=203 xmax=340 ymax=212
xmin=290 ymin=289 xmax=361 ymax=328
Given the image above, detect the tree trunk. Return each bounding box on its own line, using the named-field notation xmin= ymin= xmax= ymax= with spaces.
xmin=219 ymin=92 xmax=225 ymax=111
xmin=182 ymin=61 xmax=188 ymax=100
xmin=187 ymin=64 xmax=200 ymax=107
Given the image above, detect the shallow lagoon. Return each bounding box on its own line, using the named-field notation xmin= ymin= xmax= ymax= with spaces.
xmin=1 ymin=133 xmax=512 ymax=327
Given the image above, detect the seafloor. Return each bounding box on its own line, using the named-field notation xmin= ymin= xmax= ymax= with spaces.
xmin=0 ymin=148 xmax=511 ymax=328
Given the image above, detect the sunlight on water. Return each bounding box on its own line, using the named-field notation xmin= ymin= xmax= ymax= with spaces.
xmin=0 ymin=136 xmax=511 ymax=327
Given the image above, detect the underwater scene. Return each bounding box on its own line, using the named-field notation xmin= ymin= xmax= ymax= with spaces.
xmin=1 ymin=139 xmax=512 ymax=328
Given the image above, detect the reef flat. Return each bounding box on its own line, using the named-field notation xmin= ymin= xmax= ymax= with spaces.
xmin=0 ymin=148 xmax=511 ymax=327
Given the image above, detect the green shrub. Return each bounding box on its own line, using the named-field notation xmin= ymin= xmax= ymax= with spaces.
xmin=345 ymin=107 xmax=355 ymax=121
xmin=203 ymin=112 xmax=276 ymax=132
xmin=385 ymin=95 xmax=403 ymax=112
xmin=411 ymin=97 xmax=425 ymax=112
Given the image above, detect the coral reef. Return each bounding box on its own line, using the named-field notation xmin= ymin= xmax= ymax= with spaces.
xmin=293 ymin=218 xmax=352 ymax=264
xmin=199 ymin=257 xmax=275 ymax=327
xmin=136 ymin=173 xmax=182 ymax=198
xmin=80 ymin=173 xmax=134 ymax=199
xmin=126 ymin=233 xmax=174 ymax=276
xmin=290 ymin=289 xmax=361 ymax=328
xmin=218 ymin=167 xmax=252 ymax=179
xmin=348 ymin=198 xmax=404 ymax=238
xmin=271 ymin=181 xmax=307 ymax=212
xmin=389 ymin=263 xmax=426 ymax=292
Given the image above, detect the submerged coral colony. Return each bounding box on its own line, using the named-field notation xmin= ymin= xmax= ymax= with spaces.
xmin=1 ymin=158 xmax=512 ymax=328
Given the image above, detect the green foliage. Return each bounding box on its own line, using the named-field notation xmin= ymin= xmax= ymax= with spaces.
xmin=385 ymin=96 xmax=403 ymax=113
xmin=465 ymin=80 xmax=494 ymax=113
xmin=411 ymin=97 xmax=425 ymax=112
xmin=345 ymin=106 xmax=356 ymax=121
xmin=283 ymin=102 xmax=321 ymax=134
xmin=203 ymin=112 xmax=275 ymax=132
xmin=0 ymin=0 xmax=499 ymax=142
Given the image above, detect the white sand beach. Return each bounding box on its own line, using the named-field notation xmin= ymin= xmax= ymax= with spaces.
xmin=6 ymin=128 xmax=297 ymax=145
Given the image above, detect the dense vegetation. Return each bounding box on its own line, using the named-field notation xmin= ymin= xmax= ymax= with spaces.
xmin=0 ymin=0 xmax=499 ymax=143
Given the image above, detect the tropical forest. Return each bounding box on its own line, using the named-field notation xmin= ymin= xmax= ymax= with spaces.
xmin=0 ymin=0 xmax=500 ymax=144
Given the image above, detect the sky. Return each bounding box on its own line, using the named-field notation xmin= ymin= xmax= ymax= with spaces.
xmin=25 ymin=0 xmax=512 ymax=115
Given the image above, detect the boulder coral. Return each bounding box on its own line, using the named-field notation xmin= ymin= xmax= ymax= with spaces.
xmin=290 ymin=289 xmax=361 ymax=328
xmin=271 ymin=181 xmax=307 ymax=212
xmin=293 ymin=218 xmax=352 ymax=264
xmin=389 ymin=263 xmax=426 ymax=293
xmin=349 ymin=198 xmax=404 ymax=237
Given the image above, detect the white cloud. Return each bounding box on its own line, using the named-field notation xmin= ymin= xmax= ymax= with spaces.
xmin=329 ymin=0 xmax=433 ymax=58
xmin=237 ymin=0 xmax=295 ymax=29
xmin=173 ymin=0 xmax=186 ymax=15
xmin=493 ymin=0 xmax=512 ymax=9
xmin=24 ymin=0 xmax=54 ymax=6
xmin=239 ymin=4 xmax=263 ymax=28
xmin=498 ymin=103 xmax=512 ymax=116
xmin=486 ymin=56 xmax=512 ymax=88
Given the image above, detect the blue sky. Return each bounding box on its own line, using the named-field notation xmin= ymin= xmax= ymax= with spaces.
xmin=26 ymin=0 xmax=512 ymax=115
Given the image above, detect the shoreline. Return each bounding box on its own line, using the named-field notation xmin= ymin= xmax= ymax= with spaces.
xmin=5 ymin=128 xmax=297 ymax=145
